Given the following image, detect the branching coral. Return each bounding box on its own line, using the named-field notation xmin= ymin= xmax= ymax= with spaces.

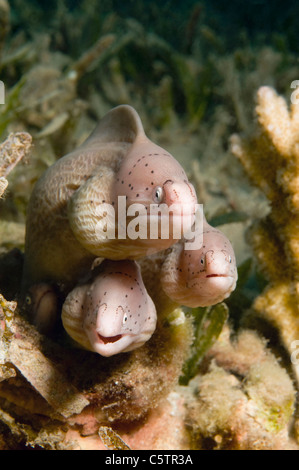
xmin=0 ymin=132 xmax=32 ymax=198
xmin=231 ymin=86 xmax=299 ymax=385
xmin=0 ymin=133 xmax=32 ymax=254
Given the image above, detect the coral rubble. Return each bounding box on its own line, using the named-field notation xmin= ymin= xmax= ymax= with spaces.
xmin=0 ymin=305 xmax=193 ymax=449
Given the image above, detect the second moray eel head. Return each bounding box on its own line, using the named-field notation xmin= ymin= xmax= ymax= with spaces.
xmin=161 ymin=220 xmax=238 ymax=308
xmin=62 ymin=260 xmax=157 ymax=357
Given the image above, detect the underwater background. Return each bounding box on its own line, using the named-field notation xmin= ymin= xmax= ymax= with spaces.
xmin=1 ymin=0 xmax=299 ymax=450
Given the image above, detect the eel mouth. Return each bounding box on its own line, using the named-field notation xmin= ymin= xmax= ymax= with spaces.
xmin=97 ymin=334 xmax=123 ymax=344
xmin=206 ymin=274 xmax=229 ymax=278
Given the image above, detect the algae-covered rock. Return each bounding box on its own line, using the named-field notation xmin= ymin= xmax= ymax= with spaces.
xmin=186 ymin=327 xmax=297 ymax=450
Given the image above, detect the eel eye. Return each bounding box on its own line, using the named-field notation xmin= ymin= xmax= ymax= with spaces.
xmin=229 ymin=256 xmax=232 ymax=263
xmin=153 ymin=186 xmax=164 ymax=203
xmin=200 ymin=257 xmax=205 ymax=266
xmin=25 ymin=295 xmax=32 ymax=305
xmin=123 ymin=314 xmax=128 ymax=325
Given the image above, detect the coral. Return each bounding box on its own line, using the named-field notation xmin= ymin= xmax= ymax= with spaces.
xmin=231 ymin=86 xmax=299 ymax=386
xmin=0 ymin=132 xmax=32 ymax=260
xmin=0 ymin=297 xmax=193 ymax=449
xmin=98 ymin=426 xmax=131 ymax=450
xmin=2 ymin=299 xmax=296 ymax=450
xmin=186 ymin=327 xmax=297 ymax=450
xmin=0 ymin=132 xmax=32 ymax=198
xmin=1 ymin=3 xmax=299 ymax=450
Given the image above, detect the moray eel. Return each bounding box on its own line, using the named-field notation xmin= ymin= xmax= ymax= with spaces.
xmin=140 ymin=217 xmax=238 ymax=311
xmin=61 ymin=260 xmax=157 ymax=357
xmin=60 ymin=217 xmax=237 ymax=356
xmin=21 ymin=105 xmax=196 ymax=331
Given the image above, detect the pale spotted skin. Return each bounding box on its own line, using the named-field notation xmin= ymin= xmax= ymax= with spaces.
xmin=112 ymin=138 xmax=197 ymax=241
xmin=61 ymin=260 xmax=157 ymax=357
xmin=21 ymin=105 xmax=197 ymax=334
xmin=61 ymin=219 xmax=237 ymax=356
xmin=160 ymin=218 xmax=238 ymax=308
xmin=69 ymin=135 xmax=197 ymax=259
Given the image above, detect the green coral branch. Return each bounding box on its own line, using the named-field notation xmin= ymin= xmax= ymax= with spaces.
xmin=179 ymin=302 xmax=229 ymax=385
